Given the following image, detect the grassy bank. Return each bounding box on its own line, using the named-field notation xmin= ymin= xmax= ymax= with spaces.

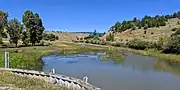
xmin=0 ymin=41 xmax=73 ymax=70
xmin=0 ymin=46 xmax=53 ymax=70
xmin=88 ymin=44 xmax=180 ymax=62
xmin=0 ymin=71 xmax=70 ymax=90
xmin=117 ymin=47 xmax=180 ymax=62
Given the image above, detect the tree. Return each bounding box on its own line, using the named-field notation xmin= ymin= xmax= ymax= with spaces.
xmin=22 ymin=31 xmax=30 ymax=46
xmin=106 ymin=33 xmax=114 ymax=41
xmin=173 ymin=12 xmax=178 ymax=18
xmin=114 ymin=21 xmax=121 ymax=31
xmin=55 ymin=36 xmax=59 ymax=40
xmin=49 ymin=34 xmax=56 ymax=41
xmin=0 ymin=10 xmax=8 ymax=44
xmin=33 ymin=13 xmax=44 ymax=43
xmin=133 ymin=17 xmax=137 ymax=22
xmin=6 ymin=18 xmax=23 ymax=47
xmin=144 ymin=24 xmax=148 ymax=30
xmin=103 ymin=32 xmax=106 ymax=35
xmin=22 ymin=10 xmax=44 ymax=45
xmin=93 ymin=29 xmax=97 ymax=36
xmin=163 ymin=28 xmax=180 ymax=54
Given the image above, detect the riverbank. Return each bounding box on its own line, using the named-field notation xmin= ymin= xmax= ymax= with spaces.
xmin=0 ymin=41 xmax=125 ymax=70
xmin=0 ymin=71 xmax=70 ymax=90
xmin=86 ymin=43 xmax=180 ymax=62
xmin=0 ymin=41 xmax=106 ymax=90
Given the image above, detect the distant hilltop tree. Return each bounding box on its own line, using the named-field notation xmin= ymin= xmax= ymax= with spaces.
xmin=109 ymin=11 xmax=180 ymax=32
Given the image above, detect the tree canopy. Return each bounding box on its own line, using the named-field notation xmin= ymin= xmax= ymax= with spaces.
xmin=0 ymin=10 xmax=8 ymax=43
xmin=22 ymin=10 xmax=44 ymax=45
xmin=6 ymin=18 xmax=23 ymax=47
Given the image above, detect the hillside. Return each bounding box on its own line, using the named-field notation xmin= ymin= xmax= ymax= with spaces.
xmin=46 ymin=32 xmax=89 ymax=41
xmin=106 ymin=18 xmax=180 ymax=42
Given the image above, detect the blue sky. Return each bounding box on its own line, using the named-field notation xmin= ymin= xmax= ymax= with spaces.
xmin=1 ymin=0 xmax=180 ymax=32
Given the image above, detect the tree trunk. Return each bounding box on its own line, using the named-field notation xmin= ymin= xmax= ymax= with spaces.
xmin=15 ymin=42 xmax=18 ymax=47
xmin=0 ymin=37 xmax=2 ymax=44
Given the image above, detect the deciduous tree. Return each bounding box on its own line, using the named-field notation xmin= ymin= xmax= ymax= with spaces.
xmin=6 ymin=18 xmax=23 ymax=47
xmin=0 ymin=10 xmax=8 ymax=43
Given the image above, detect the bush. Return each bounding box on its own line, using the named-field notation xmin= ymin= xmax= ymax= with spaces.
xmin=171 ymin=27 xmax=178 ymax=31
xmin=112 ymin=42 xmax=127 ymax=47
xmin=131 ymin=26 xmax=136 ymax=30
xmin=144 ymin=30 xmax=147 ymax=34
xmin=163 ymin=36 xmax=180 ymax=54
xmin=43 ymin=33 xmax=58 ymax=41
xmin=120 ymin=39 xmax=123 ymax=41
xmin=85 ymin=40 xmax=89 ymax=43
xmin=106 ymin=33 xmax=114 ymax=41
xmin=99 ymin=41 xmax=106 ymax=45
xmin=0 ymin=39 xmax=3 ymax=44
xmin=171 ymin=28 xmax=180 ymax=37
xmin=91 ymin=40 xmax=96 ymax=44
xmin=128 ymin=39 xmax=150 ymax=50
xmin=151 ymin=32 xmax=154 ymax=35
xmin=177 ymin=21 xmax=180 ymax=25
xmin=55 ymin=36 xmax=59 ymax=40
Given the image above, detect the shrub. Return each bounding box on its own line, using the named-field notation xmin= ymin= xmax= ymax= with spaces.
xmin=120 ymin=39 xmax=123 ymax=41
xmin=106 ymin=33 xmax=114 ymax=41
xmin=43 ymin=33 xmax=57 ymax=41
xmin=99 ymin=41 xmax=106 ymax=45
xmin=144 ymin=30 xmax=147 ymax=34
xmin=55 ymin=36 xmax=59 ymax=40
xmin=131 ymin=26 xmax=136 ymax=30
xmin=91 ymin=40 xmax=96 ymax=44
xmin=151 ymin=32 xmax=154 ymax=35
xmin=113 ymin=42 xmax=127 ymax=47
xmin=128 ymin=39 xmax=150 ymax=50
xmin=177 ymin=21 xmax=180 ymax=25
xmin=85 ymin=40 xmax=89 ymax=43
xmin=171 ymin=27 xmax=178 ymax=31
xmin=163 ymin=36 xmax=180 ymax=54
xmin=171 ymin=28 xmax=180 ymax=37
xmin=0 ymin=39 xmax=3 ymax=44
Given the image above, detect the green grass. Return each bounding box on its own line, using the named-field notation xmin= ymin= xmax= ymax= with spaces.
xmin=0 ymin=46 xmax=52 ymax=70
xmin=116 ymin=47 xmax=180 ymax=62
xmin=100 ymin=52 xmax=124 ymax=64
xmin=0 ymin=71 xmax=70 ymax=90
xmin=0 ymin=42 xmax=125 ymax=70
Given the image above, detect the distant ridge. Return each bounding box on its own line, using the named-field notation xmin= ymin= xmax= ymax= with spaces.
xmin=71 ymin=32 xmax=104 ymax=35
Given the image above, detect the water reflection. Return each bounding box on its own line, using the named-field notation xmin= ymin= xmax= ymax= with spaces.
xmin=42 ymin=52 xmax=180 ymax=90
xmin=155 ymin=60 xmax=180 ymax=76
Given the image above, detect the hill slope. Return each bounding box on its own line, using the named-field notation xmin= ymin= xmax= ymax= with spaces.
xmin=46 ymin=32 xmax=89 ymax=41
xmin=106 ymin=18 xmax=180 ymax=42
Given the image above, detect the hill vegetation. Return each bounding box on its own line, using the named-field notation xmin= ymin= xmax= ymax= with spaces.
xmin=110 ymin=11 xmax=180 ymax=32
xmin=84 ymin=11 xmax=180 ymax=55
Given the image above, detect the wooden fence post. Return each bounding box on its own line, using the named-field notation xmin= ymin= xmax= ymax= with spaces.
xmin=5 ymin=51 xmax=9 ymax=68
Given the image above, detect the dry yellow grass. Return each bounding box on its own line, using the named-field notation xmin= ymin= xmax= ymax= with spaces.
xmin=46 ymin=32 xmax=89 ymax=41
xmin=0 ymin=71 xmax=70 ymax=90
